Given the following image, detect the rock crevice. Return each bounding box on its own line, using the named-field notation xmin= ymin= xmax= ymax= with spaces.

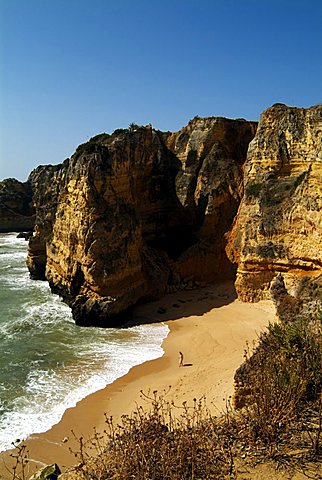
xmin=4 ymin=104 xmax=320 ymax=325
xmin=26 ymin=118 xmax=256 ymax=326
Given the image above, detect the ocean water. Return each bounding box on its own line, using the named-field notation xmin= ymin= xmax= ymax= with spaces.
xmin=0 ymin=233 xmax=169 ymax=452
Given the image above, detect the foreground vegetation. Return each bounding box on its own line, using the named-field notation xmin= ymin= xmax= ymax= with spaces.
xmin=9 ymin=276 xmax=322 ymax=479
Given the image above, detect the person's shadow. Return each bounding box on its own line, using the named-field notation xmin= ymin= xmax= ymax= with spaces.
xmin=183 ymin=363 xmax=193 ymax=367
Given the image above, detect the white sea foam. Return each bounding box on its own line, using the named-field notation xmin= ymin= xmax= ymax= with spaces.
xmin=0 ymin=251 xmax=27 ymax=260
xmin=0 ymin=233 xmax=170 ymax=452
xmin=0 ymin=323 xmax=169 ymax=452
xmin=0 ymin=289 xmax=73 ymax=337
xmin=0 ymin=232 xmax=30 ymax=245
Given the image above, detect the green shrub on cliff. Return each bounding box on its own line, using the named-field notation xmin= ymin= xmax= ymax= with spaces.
xmin=255 ymin=241 xmax=287 ymax=259
xmin=245 ymin=181 xmax=262 ymax=197
xmin=128 ymin=122 xmax=140 ymax=132
xmin=112 ymin=127 xmax=128 ymax=135
xmin=88 ymin=133 xmax=110 ymax=143
xmin=294 ymin=170 xmax=307 ymax=189
xmin=234 ymin=284 xmax=322 ymax=447
xmin=112 ymin=124 xmax=145 ymax=136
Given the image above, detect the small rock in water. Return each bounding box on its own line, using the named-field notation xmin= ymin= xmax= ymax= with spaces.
xmin=16 ymin=231 xmax=33 ymax=240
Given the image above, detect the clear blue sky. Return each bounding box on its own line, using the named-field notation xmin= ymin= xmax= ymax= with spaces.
xmin=1 ymin=0 xmax=321 ymax=181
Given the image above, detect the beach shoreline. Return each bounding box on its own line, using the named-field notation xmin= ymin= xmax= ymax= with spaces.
xmin=0 ymin=283 xmax=275 ymax=479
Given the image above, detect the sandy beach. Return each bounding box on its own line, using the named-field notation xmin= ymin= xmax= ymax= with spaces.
xmin=0 ymin=283 xmax=275 ymax=479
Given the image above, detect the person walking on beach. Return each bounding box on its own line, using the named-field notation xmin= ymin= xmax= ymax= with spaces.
xmin=179 ymin=351 xmax=184 ymax=367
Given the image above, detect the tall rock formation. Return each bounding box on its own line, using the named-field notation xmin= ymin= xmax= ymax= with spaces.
xmin=6 ymin=104 xmax=320 ymax=323
xmin=26 ymin=118 xmax=256 ymax=326
xmin=227 ymin=104 xmax=322 ymax=301
xmin=26 ymin=162 xmax=68 ymax=279
xmin=0 ymin=178 xmax=35 ymax=232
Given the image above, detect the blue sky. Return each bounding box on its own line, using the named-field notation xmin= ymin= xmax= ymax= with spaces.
xmin=1 ymin=0 xmax=321 ymax=181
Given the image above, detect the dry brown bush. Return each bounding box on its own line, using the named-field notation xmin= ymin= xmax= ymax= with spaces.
xmin=9 ymin=278 xmax=322 ymax=479
xmin=66 ymin=390 xmax=237 ymax=479
xmin=234 ymin=306 xmax=322 ymax=451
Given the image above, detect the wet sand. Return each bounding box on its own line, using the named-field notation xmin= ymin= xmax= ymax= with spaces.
xmin=0 ymin=284 xmax=274 ymax=478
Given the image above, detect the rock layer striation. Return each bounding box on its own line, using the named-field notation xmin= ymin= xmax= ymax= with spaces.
xmin=26 ymin=118 xmax=256 ymax=325
xmin=227 ymin=104 xmax=322 ymax=301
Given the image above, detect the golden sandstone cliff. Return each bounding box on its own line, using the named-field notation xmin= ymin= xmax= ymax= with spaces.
xmin=12 ymin=103 xmax=320 ymax=326
xmin=227 ymin=103 xmax=322 ymax=301
xmin=26 ymin=117 xmax=256 ymax=325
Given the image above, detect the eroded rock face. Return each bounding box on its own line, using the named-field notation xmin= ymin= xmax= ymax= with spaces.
xmin=26 ymin=162 xmax=68 ymax=279
xmin=0 ymin=178 xmax=35 ymax=232
xmin=227 ymin=104 xmax=322 ymax=301
xmin=27 ymin=118 xmax=256 ymax=326
xmin=163 ymin=117 xmax=257 ymax=282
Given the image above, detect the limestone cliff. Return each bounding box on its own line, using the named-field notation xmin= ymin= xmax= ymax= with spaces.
xmin=162 ymin=117 xmax=257 ymax=282
xmin=227 ymin=104 xmax=322 ymax=301
xmin=26 ymin=162 xmax=68 ymax=279
xmin=0 ymin=178 xmax=35 ymax=232
xmin=27 ymin=118 xmax=256 ymax=326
